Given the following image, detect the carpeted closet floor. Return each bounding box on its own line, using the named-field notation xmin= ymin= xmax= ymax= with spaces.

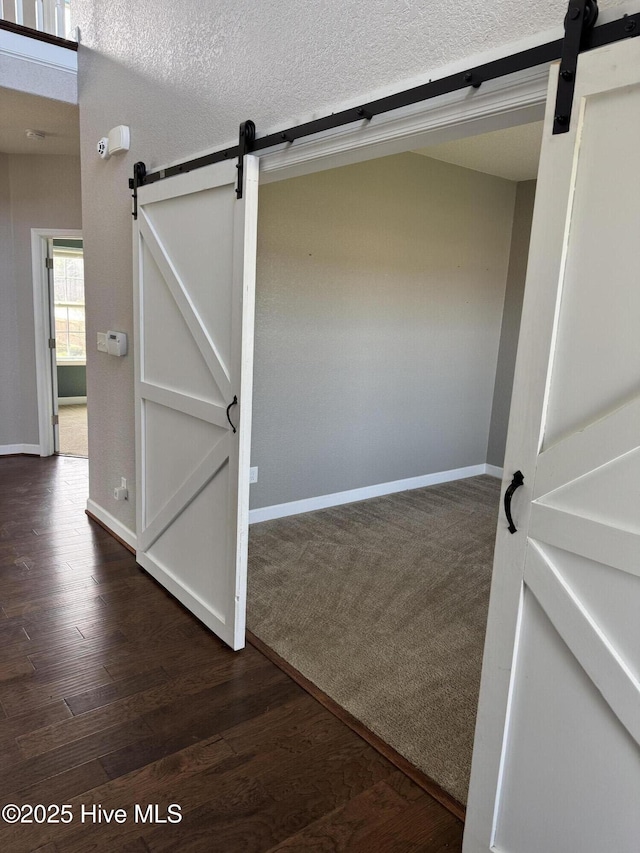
xmin=247 ymin=474 xmax=501 ymax=806
xmin=57 ymin=403 xmax=88 ymax=457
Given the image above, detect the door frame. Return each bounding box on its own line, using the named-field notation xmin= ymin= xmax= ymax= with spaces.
xmin=31 ymin=227 xmax=83 ymax=457
xmin=238 ymin=20 xmax=589 ymax=817
xmin=258 ymin=63 xmax=547 ymax=185
xmin=252 ymin=51 xmax=549 ymax=528
xmin=244 ymin=52 xmax=547 ymax=812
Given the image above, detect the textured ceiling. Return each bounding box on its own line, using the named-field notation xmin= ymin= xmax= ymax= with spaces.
xmin=414 ymin=122 xmax=543 ymax=182
xmin=0 ymin=88 xmax=79 ymax=155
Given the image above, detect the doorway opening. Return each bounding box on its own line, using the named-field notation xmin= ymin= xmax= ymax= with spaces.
xmin=49 ymin=237 xmax=87 ymax=457
xmin=247 ymin=120 xmax=542 ymax=808
xmin=32 ymin=228 xmax=84 ymax=458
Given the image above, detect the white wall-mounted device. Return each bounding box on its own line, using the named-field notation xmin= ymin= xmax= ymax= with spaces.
xmin=97 ymin=125 xmax=130 ymax=160
xmin=106 ymin=331 xmax=128 ymax=356
xmin=114 ymin=477 xmax=128 ymax=501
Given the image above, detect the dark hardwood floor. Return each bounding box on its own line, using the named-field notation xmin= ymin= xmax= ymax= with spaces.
xmin=0 ymin=455 xmax=464 ymax=852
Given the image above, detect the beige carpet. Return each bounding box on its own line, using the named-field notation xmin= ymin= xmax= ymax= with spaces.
xmin=58 ymin=404 xmax=88 ymax=457
xmin=247 ymin=475 xmax=501 ymax=805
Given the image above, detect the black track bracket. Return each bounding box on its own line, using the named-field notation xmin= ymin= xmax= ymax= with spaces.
xmin=129 ymin=161 xmax=147 ymax=220
xmin=131 ymin=6 xmax=640 ymax=192
xmin=236 ymin=120 xmax=256 ymax=199
xmin=553 ymin=0 xmax=599 ymax=134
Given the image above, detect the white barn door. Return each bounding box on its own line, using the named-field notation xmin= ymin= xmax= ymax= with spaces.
xmin=464 ymin=37 xmax=640 ymax=853
xmin=133 ymin=157 xmax=259 ymax=650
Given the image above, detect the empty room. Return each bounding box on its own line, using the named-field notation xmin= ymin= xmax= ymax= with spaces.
xmin=247 ymin=122 xmax=540 ymax=808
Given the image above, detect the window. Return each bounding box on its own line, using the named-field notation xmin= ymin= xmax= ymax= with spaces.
xmin=53 ymin=246 xmax=85 ymax=362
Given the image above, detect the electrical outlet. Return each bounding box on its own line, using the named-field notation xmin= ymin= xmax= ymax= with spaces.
xmin=97 ymin=333 xmax=108 ymax=353
xmin=114 ymin=477 xmax=128 ymax=501
xmin=249 ymin=467 xmax=258 ymax=484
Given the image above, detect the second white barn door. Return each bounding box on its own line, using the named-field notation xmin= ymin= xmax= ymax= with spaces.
xmin=465 ymin=36 xmax=640 ymax=853
xmin=133 ymin=157 xmax=259 ymax=651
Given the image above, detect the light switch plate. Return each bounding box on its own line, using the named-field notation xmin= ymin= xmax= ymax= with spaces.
xmin=97 ymin=333 xmax=108 ymax=352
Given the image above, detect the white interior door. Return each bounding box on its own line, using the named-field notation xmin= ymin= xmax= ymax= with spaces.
xmin=464 ymin=37 xmax=640 ymax=853
xmin=133 ymin=156 xmax=259 ymax=650
xmin=46 ymin=241 xmax=60 ymax=453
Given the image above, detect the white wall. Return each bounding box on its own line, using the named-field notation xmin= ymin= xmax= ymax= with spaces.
xmin=0 ymin=154 xmax=82 ymax=449
xmin=71 ymin=0 xmax=632 ymax=532
xmin=251 ymin=153 xmax=516 ymax=508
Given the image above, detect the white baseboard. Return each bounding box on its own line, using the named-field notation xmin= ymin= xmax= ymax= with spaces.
xmin=0 ymin=443 xmax=41 ymax=456
xmin=85 ymin=498 xmax=137 ymax=551
xmin=484 ymin=465 xmax=504 ymax=479
xmin=249 ymin=463 xmax=496 ymax=524
xmin=58 ymin=396 xmax=87 ymax=406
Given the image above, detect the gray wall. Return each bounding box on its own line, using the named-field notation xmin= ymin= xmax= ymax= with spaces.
xmin=250 ymin=154 xmax=516 ymax=508
xmin=487 ymin=180 xmax=537 ymax=467
xmin=0 ymin=154 xmax=19 ymax=446
xmin=71 ymin=0 xmax=627 ymax=531
xmin=58 ymin=365 xmax=87 ymax=398
xmin=0 ymin=154 xmax=82 ymax=447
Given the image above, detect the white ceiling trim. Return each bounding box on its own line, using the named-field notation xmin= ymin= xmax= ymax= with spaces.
xmin=258 ymin=64 xmax=548 ymax=184
xmin=0 ymin=29 xmax=77 ymax=73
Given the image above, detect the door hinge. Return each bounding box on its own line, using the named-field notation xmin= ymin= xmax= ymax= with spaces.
xmin=45 ymin=257 xmax=53 ymax=269
xmin=48 ymin=338 xmax=56 ymax=349
xmin=51 ymin=414 xmax=59 ymax=426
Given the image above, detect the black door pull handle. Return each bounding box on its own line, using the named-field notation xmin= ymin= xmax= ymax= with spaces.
xmin=226 ymin=396 xmax=238 ymax=434
xmin=504 ymin=470 xmax=524 ymax=534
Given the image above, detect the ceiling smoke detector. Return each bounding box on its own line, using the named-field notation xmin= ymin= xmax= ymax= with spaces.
xmin=25 ymin=129 xmax=46 ymax=141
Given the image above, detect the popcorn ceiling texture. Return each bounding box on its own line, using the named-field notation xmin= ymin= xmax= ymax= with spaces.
xmin=71 ymin=0 xmax=632 ymax=533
